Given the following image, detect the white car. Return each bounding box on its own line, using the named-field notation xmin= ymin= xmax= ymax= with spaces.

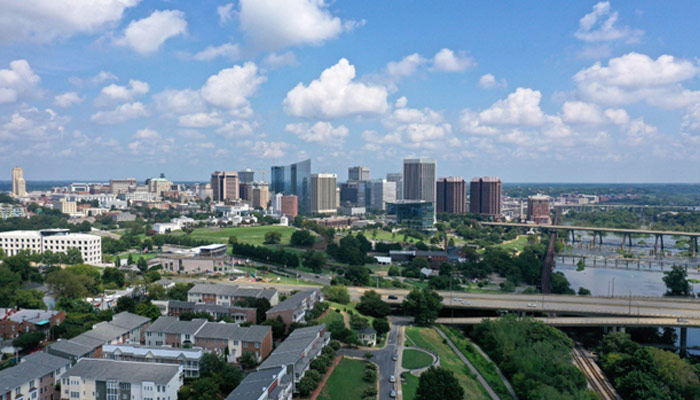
xmin=389 ymin=375 xmax=396 ymax=383
xmin=527 ymin=303 xmax=537 ymax=308
xmin=390 ymin=390 xmax=397 ymax=398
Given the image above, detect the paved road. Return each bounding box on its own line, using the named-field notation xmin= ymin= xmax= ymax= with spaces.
xmin=339 ymin=317 xmax=410 ymax=400
xmin=437 ymin=316 xmax=700 ymax=328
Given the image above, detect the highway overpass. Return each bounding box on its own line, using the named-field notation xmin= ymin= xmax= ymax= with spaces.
xmin=436 ymin=316 xmax=700 ymax=328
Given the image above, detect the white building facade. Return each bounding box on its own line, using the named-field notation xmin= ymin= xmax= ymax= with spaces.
xmin=0 ymin=229 xmax=101 ymax=264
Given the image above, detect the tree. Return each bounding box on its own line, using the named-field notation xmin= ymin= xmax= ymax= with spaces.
xmin=264 ymin=231 xmax=282 ymax=244
xmin=663 ymin=265 xmax=690 ymax=296
xmin=322 ymin=285 xmax=350 ymax=304
xmin=578 ymin=287 xmax=591 ymax=296
xmin=146 ymin=270 xmax=161 ymax=283
xmin=357 ymin=290 xmax=391 ymax=318
xmin=262 ymin=316 xmax=286 ymax=339
xmin=344 ymin=266 xmax=370 ymax=286
xmin=228 ymin=235 xmax=238 ymax=245
xmin=135 ymin=301 xmax=161 ymax=320
xmin=102 ymin=267 xmax=125 ymax=288
xmin=200 ymin=352 xmax=225 ymax=378
xmin=137 ymin=257 xmax=148 ymax=274
xmin=291 ymin=230 xmax=315 ymax=247
xmin=64 ymin=248 xmax=84 ymax=265
xmin=302 ymin=250 xmax=327 ymax=273
xmin=127 ymin=254 xmax=135 ymax=265
xmin=116 ymin=296 xmax=136 ymax=313
xmin=14 ymin=331 xmax=45 ymax=350
xmin=372 ymin=318 xmax=390 ymax=336
xmin=213 ymin=364 xmax=243 ymax=394
xmin=551 ymin=271 xmax=575 ymax=295
xmin=45 ymin=269 xmax=94 ymax=299
xmin=297 ymin=375 xmax=317 ymax=397
xmin=402 ymin=287 xmax=443 ymax=325
xmin=189 ymin=378 xmax=219 ymax=400
xmin=415 ymin=367 xmax=465 ymax=400
xmin=147 ymin=284 xmax=167 ymax=300
xmin=239 ymin=351 xmax=258 ymax=369
xmin=235 ymin=297 xmax=271 ymax=323
xmin=167 ymin=282 xmax=194 ymax=301
xmin=14 ymin=289 xmax=47 ymax=309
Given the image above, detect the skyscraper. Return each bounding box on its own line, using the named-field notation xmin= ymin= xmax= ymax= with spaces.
xmin=527 ymin=195 xmax=551 ymax=224
xmin=403 ymin=158 xmax=436 ymax=204
xmin=386 ymin=173 xmax=403 ymax=201
xmin=210 ymin=171 xmax=239 ymax=202
xmin=238 ymin=169 xmax=255 ymax=183
xmin=368 ymin=179 xmax=397 ymax=210
xmin=311 ymin=173 xmax=338 ymax=214
xmin=348 ymin=166 xmax=370 ymax=182
xmin=436 ymin=177 xmax=466 ymax=213
xmin=469 ymin=177 xmax=502 ymax=216
xmin=11 ymin=167 xmax=26 ymax=197
xmin=270 ymin=159 xmax=311 ymax=213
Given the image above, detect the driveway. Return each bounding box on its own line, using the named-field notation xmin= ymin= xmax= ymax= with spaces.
xmin=339 ymin=316 xmax=411 ymax=400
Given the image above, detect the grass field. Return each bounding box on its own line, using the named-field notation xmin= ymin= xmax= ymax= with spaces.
xmin=496 ymin=235 xmax=531 ymax=253
xmin=401 ymin=349 xmax=433 ymax=369
xmin=319 ymin=309 xmax=344 ymax=327
xmin=116 ymin=252 xmax=157 ymax=264
xmin=405 ymin=327 xmax=489 ymax=400
xmin=174 ymin=225 xmax=297 ymax=246
xmin=401 ymin=373 xmax=420 ymax=400
xmin=317 ymin=358 xmax=373 ymax=400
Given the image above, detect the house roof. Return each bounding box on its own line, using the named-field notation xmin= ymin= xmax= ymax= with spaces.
xmin=266 ymin=289 xmax=318 ymax=314
xmin=109 ymin=312 xmax=150 ymax=331
xmin=0 ymin=352 xmax=70 ymax=393
xmin=188 ymin=284 xmax=277 ymax=301
xmin=258 ymin=324 xmax=325 ymax=371
xmin=224 ymin=367 xmax=285 ymax=400
xmin=102 ymin=344 xmax=203 ymax=361
xmin=64 ymin=359 xmax=180 ymax=385
xmin=359 ymin=326 xmax=376 ymax=335
xmin=146 ymin=317 xmax=207 ymax=335
xmin=195 ymin=323 xmax=270 ymax=343
xmin=48 ymin=339 xmax=95 ymax=358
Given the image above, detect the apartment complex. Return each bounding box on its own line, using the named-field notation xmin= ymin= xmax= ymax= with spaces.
xmin=310 ymin=173 xmax=337 ymax=214
xmin=224 ymin=366 xmax=292 ymax=400
xmin=0 ymin=204 xmax=25 ymax=219
xmin=436 ymin=177 xmax=466 ymax=214
xmin=265 ymin=289 xmax=323 ymax=328
xmin=187 ymin=284 xmax=279 ymax=306
xmin=0 ymin=229 xmax=102 ymax=265
xmin=0 ymin=352 xmax=71 ymax=400
xmin=158 ymin=300 xmax=257 ymax=324
xmin=403 ymin=158 xmax=436 ymax=204
xmin=469 ymin=177 xmax=502 ymax=216
xmin=60 ymin=359 xmax=181 ymax=400
xmin=527 ymin=195 xmax=552 ymax=224
xmin=211 ymin=171 xmax=240 ymax=202
xmin=280 ymin=195 xmax=298 ymax=218
xmin=102 ymin=344 xmax=204 ymax=378
xmin=0 ymin=308 xmax=65 ymax=339
xmin=11 ymin=167 xmax=26 ymax=197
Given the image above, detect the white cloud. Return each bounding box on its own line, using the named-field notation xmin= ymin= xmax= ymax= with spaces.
xmin=0 ymin=0 xmax=140 ymax=43
xmin=192 ymin=43 xmax=240 ymax=61
xmin=285 ymin=121 xmax=349 ymax=144
xmin=478 ymin=73 xmax=507 ymax=89
xmin=178 ymin=112 xmax=223 ymax=128
xmin=178 ymin=130 xmax=206 ymax=140
xmin=262 ymin=51 xmax=298 ymax=69
xmin=431 ymin=48 xmax=475 ymax=72
xmin=478 ymin=88 xmax=545 ymax=126
xmin=201 ymin=62 xmax=266 ymax=111
xmin=53 ymin=92 xmax=84 ymax=108
xmin=604 ymin=108 xmax=630 ymax=125
xmin=153 ymin=88 xmax=206 ymax=115
xmin=217 ymin=120 xmax=257 ymax=138
xmin=133 ymin=128 xmax=160 ymax=140
xmin=0 ymin=107 xmax=69 ymax=140
xmin=115 ymin=10 xmax=187 ymax=54
xmin=0 ymin=59 xmax=41 ymax=104
xmin=574 ymin=52 xmax=700 ymax=107
xmin=250 ymin=140 xmax=288 ymax=158
xmin=561 ymin=101 xmax=604 ymax=124
xmin=217 ymin=3 xmax=235 ymax=24
xmin=238 ymin=0 xmax=357 ymax=49
xmin=386 ymin=53 xmax=427 ymax=79
xmin=575 ymin=1 xmax=643 ymax=43
xmin=95 ymin=79 xmax=149 ymax=106
xmin=69 ymin=71 xmax=118 ymax=87
xmin=383 ymin=102 xmax=451 ymax=146
xmin=90 ymin=102 xmax=148 ymax=124
xmin=283 ymin=58 xmax=388 ymax=119
xmin=682 ymin=104 xmax=700 ymax=133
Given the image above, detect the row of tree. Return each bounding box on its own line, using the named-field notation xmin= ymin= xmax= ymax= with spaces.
xmin=230 ymin=242 xmax=300 ymax=267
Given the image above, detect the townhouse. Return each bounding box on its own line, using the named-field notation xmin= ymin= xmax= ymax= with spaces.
xmin=265 ymin=289 xmax=323 ymax=328
xmin=0 ymin=352 xmax=71 ymax=400
xmin=187 ymin=284 xmax=279 ymax=307
xmin=0 ymin=308 xmax=65 ymax=340
xmin=102 ymin=344 xmax=203 ymax=378
xmin=158 ymin=300 xmax=257 ymax=324
xmin=224 ymin=366 xmax=292 ymax=400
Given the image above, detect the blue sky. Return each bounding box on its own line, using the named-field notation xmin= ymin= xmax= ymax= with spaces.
xmin=2 ymin=1 xmax=700 ymax=183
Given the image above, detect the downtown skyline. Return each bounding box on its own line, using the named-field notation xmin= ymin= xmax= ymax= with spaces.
xmin=2 ymin=1 xmax=700 ymax=182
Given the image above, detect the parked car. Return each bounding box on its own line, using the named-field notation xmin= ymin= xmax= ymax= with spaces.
xmin=390 ymin=389 xmax=396 ymax=398
xmin=389 ymin=375 xmax=396 ymax=383
xmin=392 ymin=353 xmax=399 ymax=361
xmin=388 ymin=295 xmax=398 ymax=300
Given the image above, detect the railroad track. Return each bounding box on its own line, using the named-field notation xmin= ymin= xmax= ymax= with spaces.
xmin=572 ymin=345 xmax=621 ymax=400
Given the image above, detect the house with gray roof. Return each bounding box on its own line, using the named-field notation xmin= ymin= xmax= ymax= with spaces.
xmin=224 ymin=366 xmax=292 ymax=400
xmin=0 ymin=351 xmax=71 ymax=400
xmin=102 ymin=344 xmax=204 ymax=378
xmin=187 ymin=283 xmax=279 ymax=306
xmin=265 ymin=289 xmax=323 ymax=328
xmin=60 ymin=359 xmax=182 ymax=400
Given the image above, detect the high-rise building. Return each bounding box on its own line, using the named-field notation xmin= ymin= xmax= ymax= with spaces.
xmin=54 ymin=198 xmax=77 ymax=215
xmin=386 ymin=200 xmax=435 ymax=231
xmin=146 ymin=177 xmax=172 ymax=196
xmin=270 ymin=159 xmax=311 ymax=213
xmin=210 ymin=171 xmax=239 ymax=202
xmin=252 ymin=183 xmax=269 ymax=209
xmin=281 ymin=195 xmax=298 ymax=218
xmin=339 ymin=181 xmax=368 ymax=207
xmin=386 ymin=173 xmax=403 ymax=201
xmin=109 ymin=178 xmax=137 ymax=194
xmin=527 ymin=194 xmax=551 ymax=224
xmin=348 ymin=166 xmax=370 ymax=182
xmin=403 ymin=158 xmax=436 ymax=204
xmin=436 ymin=177 xmax=466 ymax=214
xmin=368 ymin=179 xmax=397 ymax=210
xmin=469 ymin=177 xmax=502 ymax=216
xmin=311 ymin=173 xmax=337 ymax=214
xmin=238 ymin=169 xmax=256 ymax=183
xmin=11 ymin=167 xmax=26 ymax=197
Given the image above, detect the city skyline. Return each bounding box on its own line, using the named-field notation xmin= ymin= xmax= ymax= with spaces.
xmin=2 ymin=1 xmax=700 ymax=182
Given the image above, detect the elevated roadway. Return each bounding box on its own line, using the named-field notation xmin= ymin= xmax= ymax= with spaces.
xmin=436 ymin=316 xmax=700 ymax=328
xmin=480 ymin=221 xmax=700 ymax=238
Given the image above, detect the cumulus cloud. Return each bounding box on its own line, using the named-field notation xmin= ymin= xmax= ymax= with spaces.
xmin=217 ymin=3 xmax=235 ymax=24
xmin=262 ymin=51 xmax=298 ymax=69
xmin=682 ymin=104 xmax=700 ymax=133
xmin=561 ymin=101 xmax=604 ymax=124
xmin=0 ymin=107 xmax=70 ymax=140
xmin=386 ymin=53 xmax=427 ymax=79
xmin=285 ymin=121 xmax=349 ymax=144
xmin=217 ymin=120 xmax=257 ymax=138
xmin=95 ymin=79 xmax=149 ymax=106
xmin=0 ymin=0 xmax=140 ymax=43
xmin=115 ymin=10 xmax=187 ymax=54
xmin=575 ymin=1 xmax=643 ymax=43
xmin=237 ymin=0 xmax=358 ymax=49
xmin=250 ymin=140 xmax=288 ymax=158
xmin=69 ymin=71 xmax=119 ymax=87
xmin=201 ymin=62 xmax=266 ymax=112
xmin=53 ymin=92 xmax=84 ymax=108
xmin=90 ymin=102 xmax=148 ymax=124
xmin=192 ymin=43 xmax=240 ymax=61
xmin=431 ymin=48 xmax=476 ymax=72
xmin=478 ymin=88 xmax=546 ymax=126
xmin=0 ymin=59 xmax=41 ymax=104
xmin=574 ymin=52 xmax=700 ymax=107
xmin=478 ymin=73 xmax=507 ymax=89
xmin=283 ymin=58 xmax=388 ymax=119
xmin=153 ymin=88 xmax=207 ymax=115
xmin=383 ymin=101 xmax=452 ymax=147
xmin=177 ymin=112 xmax=223 ymax=128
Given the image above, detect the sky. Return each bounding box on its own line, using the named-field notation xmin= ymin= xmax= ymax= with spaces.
xmin=2 ymin=1 xmax=700 ymax=183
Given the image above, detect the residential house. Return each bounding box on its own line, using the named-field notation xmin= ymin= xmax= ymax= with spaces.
xmin=187 ymin=284 xmax=279 ymax=306
xmin=0 ymin=308 xmax=65 ymax=340
xmin=102 ymin=344 xmax=203 ymax=378
xmin=224 ymin=366 xmax=292 ymax=400
xmin=265 ymin=289 xmax=323 ymax=329
xmin=0 ymin=352 xmax=71 ymax=400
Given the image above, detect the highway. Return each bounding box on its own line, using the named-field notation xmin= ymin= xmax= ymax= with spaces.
xmin=481 ymin=221 xmax=700 ymax=237
xmin=435 ymin=316 xmax=700 ymax=328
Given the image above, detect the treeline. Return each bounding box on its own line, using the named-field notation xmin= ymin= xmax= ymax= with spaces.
xmin=472 ymin=315 xmax=596 ymax=400
xmin=231 ymin=242 xmax=300 ymax=267
xmin=0 ymin=208 xmax=91 ymax=233
xmin=598 ymin=332 xmax=700 ymax=399
xmin=326 ymin=233 xmax=375 ymax=265
xmin=102 ymin=232 xmax=215 ymax=254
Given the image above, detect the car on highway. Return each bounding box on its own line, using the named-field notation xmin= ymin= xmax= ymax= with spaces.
xmin=388 ymin=295 xmax=398 ymax=300
xmin=390 ymin=389 xmax=396 ymax=398
xmin=678 ymin=318 xmax=689 ymax=323
xmin=527 ymin=303 xmax=537 ymax=308
xmin=315 ymin=275 xmax=320 ymax=279
xmin=389 ymin=375 xmax=396 ymax=383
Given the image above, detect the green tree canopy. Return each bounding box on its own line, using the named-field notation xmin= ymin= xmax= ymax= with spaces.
xmin=415 ymin=367 xmax=465 ymax=400
xmin=402 ymin=287 xmax=443 ymax=325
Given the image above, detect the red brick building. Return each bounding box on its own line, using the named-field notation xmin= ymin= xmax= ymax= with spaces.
xmin=0 ymin=308 xmax=65 ymax=339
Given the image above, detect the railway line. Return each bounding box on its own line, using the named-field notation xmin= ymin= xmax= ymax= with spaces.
xmin=571 ymin=345 xmax=621 ymax=400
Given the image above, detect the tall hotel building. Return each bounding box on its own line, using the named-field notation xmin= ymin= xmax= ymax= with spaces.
xmin=469 ymin=177 xmax=502 ymax=216
xmin=311 ymin=174 xmax=338 ymax=214
xmin=403 ymin=158 xmax=436 ymax=204
xmin=210 ymin=171 xmax=239 ymax=202
xmin=436 ymin=177 xmax=466 ymax=213
xmin=271 ymin=159 xmax=312 ymax=214
xmin=12 ymin=167 xmax=26 ymax=197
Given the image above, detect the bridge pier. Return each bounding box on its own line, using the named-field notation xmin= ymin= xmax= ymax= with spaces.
xmin=690 ymin=237 xmax=697 ymax=258
xmin=680 ymin=327 xmax=688 ymax=358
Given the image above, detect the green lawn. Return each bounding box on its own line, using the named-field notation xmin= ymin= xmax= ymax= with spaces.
xmin=401 ymin=349 xmax=433 ymax=369
xmin=496 ymin=235 xmax=531 ymax=253
xmin=319 ymin=309 xmax=344 ymax=326
xmin=115 ymin=252 xmax=157 ymax=263
xmin=317 ymin=358 xmax=374 ymax=400
xmin=401 ymin=373 xmax=420 ymax=400
xmin=405 ymin=327 xmax=489 ymax=400
xmin=174 ymin=225 xmax=297 ymax=246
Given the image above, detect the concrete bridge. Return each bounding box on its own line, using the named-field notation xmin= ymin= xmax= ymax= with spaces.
xmin=557 ymin=254 xmax=700 ymax=275
xmin=436 ymin=316 xmax=700 ymax=328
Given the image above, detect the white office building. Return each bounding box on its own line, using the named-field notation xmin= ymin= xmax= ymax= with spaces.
xmin=368 ymin=179 xmax=397 ymax=211
xmin=0 ymin=229 xmax=102 ymax=265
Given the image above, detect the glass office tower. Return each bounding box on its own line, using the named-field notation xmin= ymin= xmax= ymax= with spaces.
xmin=270 ymin=159 xmax=311 ymax=214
